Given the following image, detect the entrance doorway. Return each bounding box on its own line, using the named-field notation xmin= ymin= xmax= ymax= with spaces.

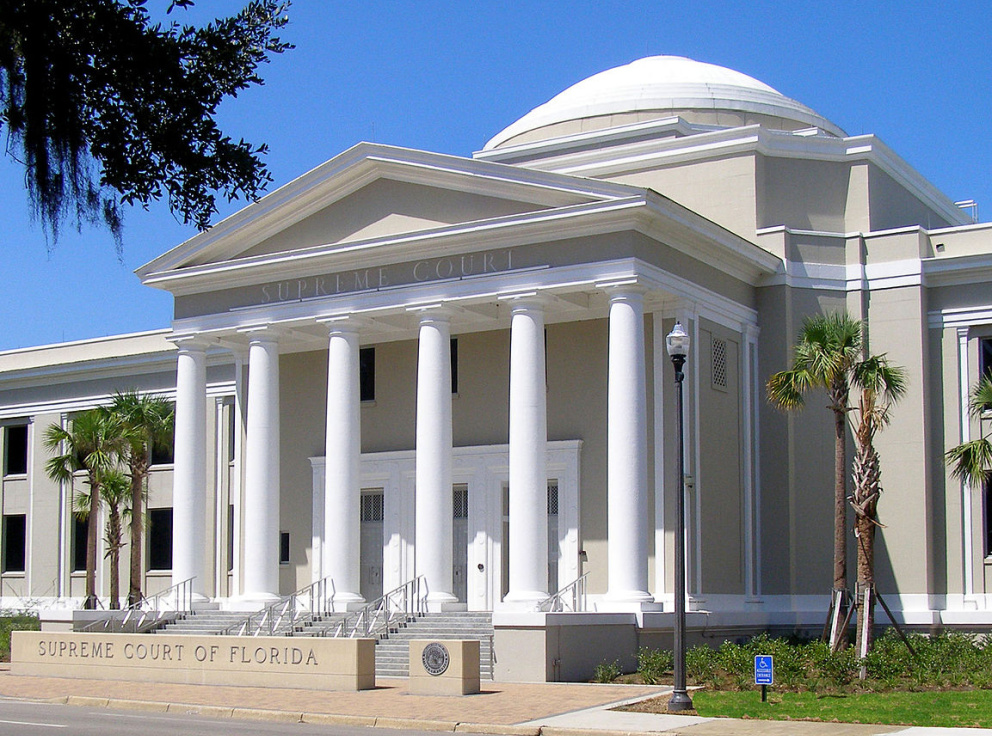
xmin=453 ymin=484 xmax=468 ymax=602
xmin=360 ymin=489 xmax=384 ymax=602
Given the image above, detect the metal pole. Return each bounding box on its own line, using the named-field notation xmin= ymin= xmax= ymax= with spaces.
xmin=669 ymin=352 xmax=693 ymax=711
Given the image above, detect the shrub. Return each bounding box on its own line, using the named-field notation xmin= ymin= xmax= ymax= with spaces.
xmin=637 ymin=647 xmax=673 ymax=684
xmin=593 ymin=659 xmax=621 ymax=683
xmin=0 ymin=614 xmax=39 ymax=661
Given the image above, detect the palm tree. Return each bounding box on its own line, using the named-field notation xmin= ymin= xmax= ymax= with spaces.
xmin=105 ymin=391 xmax=175 ymax=607
xmin=945 ymin=373 xmax=992 ymax=490
xmin=44 ymin=409 xmax=124 ymax=609
xmin=848 ymin=354 xmax=907 ymax=660
xmin=766 ymin=312 xmax=863 ymax=650
xmin=101 ymin=470 xmax=131 ymax=610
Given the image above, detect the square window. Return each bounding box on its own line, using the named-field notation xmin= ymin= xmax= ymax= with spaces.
xmin=279 ymin=531 xmax=290 ymax=565
xmin=360 ymin=347 xmax=375 ymax=402
xmin=4 ymin=425 xmax=28 ymax=476
xmin=2 ymin=514 xmax=26 ymax=573
xmin=148 ymin=508 xmax=173 ymax=570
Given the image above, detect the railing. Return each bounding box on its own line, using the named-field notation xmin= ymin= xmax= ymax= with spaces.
xmin=538 ymin=573 xmax=589 ymax=612
xmin=79 ymin=577 xmax=196 ymax=633
xmin=221 ymin=576 xmax=334 ymax=637
xmin=332 ymin=576 xmax=427 ymax=639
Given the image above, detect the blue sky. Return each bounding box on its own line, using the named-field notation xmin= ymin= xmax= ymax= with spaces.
xmin=2 ymin=0 xmax=990 ymax=351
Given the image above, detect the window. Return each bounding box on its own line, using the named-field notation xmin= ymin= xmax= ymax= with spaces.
xmin=228 ymin=405 xmax=237 ymax=463
xmin=279 ymin=531 xmax=290 ymax=565
xmin=4 ymin=425 xmax=28 ymax=476
xmin=450 ymin=337 xmax=459 ymax=394
xmin=361 ymin=491 xmax=384 ymax=523
xmin=2 ymin=514 xmax=26 ymax=573
xmin=453 ymin=485 xmax=468 ymax=519
xmin=360 ymin=347 xmax=375 ymax=402
xmin=150 ymin=440 xmax=174 ymax=466
xmin=148 ymin=508 xmax=173 ymax=570
xmin=981 ymin=337 xmax=992 ymax=380
xmin=711 ymin=338 xmax=728 ymax=391
xmin=227 ymin=505 xmax=235 ymax=572
xmin=986 ymin=480 xmax=992 ymax=558
xmin=72 ymin=517 xmax=87 ymax=572
xmin=548 ymin=481 xmax=559 ymax=516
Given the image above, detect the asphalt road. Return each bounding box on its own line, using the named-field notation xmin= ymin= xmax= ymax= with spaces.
xmin=0 ymin=698 xmax=469 ymax=736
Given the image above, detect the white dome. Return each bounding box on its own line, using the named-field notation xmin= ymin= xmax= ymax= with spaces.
xmin=484 ymin=56 xmax=844 ymax=150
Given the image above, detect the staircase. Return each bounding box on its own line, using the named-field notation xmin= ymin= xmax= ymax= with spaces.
xmin=155 ymin=610 xmax=253 ymax=635
xmin=373 ymin=612 xmax=494 ymax=679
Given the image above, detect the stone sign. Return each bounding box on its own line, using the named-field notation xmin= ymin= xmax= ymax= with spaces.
xmin=13 ymin=632 xmax=375 ymax=691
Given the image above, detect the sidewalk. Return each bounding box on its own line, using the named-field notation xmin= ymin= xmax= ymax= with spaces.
xmin=0 ymin=666 xmax=987 ymax=736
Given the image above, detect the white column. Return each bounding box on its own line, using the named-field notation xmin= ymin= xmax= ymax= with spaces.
xmin=414 ymin=309 xmax=458 ymax=611
xmin=322 ymin=319 xmax=364 ymax=610
xmin=503 ymin=296 xmax=548 ymax=607
xmin=242 ymin=329 xmax=281 ymax=605
xmin=172 ymin=338 xmax=209 ymax=601
xmin=604 ymin=286 xmax=654 ymax=607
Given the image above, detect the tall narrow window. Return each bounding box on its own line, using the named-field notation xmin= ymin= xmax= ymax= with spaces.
xmin=279 ymin=531 xmax=291 ymax=565
xmin=981 ymin=337 xmax=992 ymax=379
xmin=453 ymin=485 xmax=468 ymax=519
xmin=450 ymin=337 xmax=459 ymax=394
xmin=360 ymin=347 xmax=375 ymax=402
xmin=2 ymin=514 xmax=26 ymax=573
xmin=72 ymin=517 xmax=87 ymax=572
xmin=148 ymin=508 xmax=173 ymax=570
xmin=3 ymin=424 xmax=28 ymax=476
xmin=227 ymin=505 xmax=235 ymax=572
xmin=986 ymin=480 xmax=992 ymax=558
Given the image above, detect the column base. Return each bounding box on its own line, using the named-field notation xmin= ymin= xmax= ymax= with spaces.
xmin=498 ymin=590 xmax=549 ymax=612
xmin=598 ymin=590 xmax=662 ymax=613
xmin=330 ymin=592 xmax=366 ymax=612
xmin=425 ymin=592 xmax=465 ymax=612
xmin=226 ymin=592 xmax=281 ymax=612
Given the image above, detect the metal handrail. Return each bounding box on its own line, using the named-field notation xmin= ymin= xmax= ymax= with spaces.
xmin=333 ymin=576 xmax=427 ymax=639
xmin=538 ymin=573 xmax=589 ymax=612
xmin=221 ymin=576 xmax=334 ymax=637
xmin=79 ymin=577 xmax=196 ymax=633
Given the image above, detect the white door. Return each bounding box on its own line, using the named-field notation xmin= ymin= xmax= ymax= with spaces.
xmin=360 ymin=489 xmax=384 ymax=602
xmin=548 ymin=480 xmax=559 ymax=593
xmin=452 ymin=484 xmax=468 ymax=602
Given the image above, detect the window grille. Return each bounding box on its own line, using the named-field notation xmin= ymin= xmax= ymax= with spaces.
xmin=453 ymin=485 xmax=469 ymax=519
xmin=547 ymin=481 xmax=559 ymax=516
xmin=712 ymin=337 xmax=728 ymax=390
xmin=361 ymin=491 xmax=384 ymax=522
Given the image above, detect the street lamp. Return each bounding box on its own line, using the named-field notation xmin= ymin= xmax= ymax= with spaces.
xmin=665 ymin=321 xmax=693 ymax=712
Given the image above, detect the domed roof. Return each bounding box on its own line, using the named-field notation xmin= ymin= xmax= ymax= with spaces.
xmin=484 ymin=56 xmax=844 ymax=150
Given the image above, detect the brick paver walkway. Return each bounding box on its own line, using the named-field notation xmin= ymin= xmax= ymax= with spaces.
xmin=0 ymin=666 xmax=666 ymax=726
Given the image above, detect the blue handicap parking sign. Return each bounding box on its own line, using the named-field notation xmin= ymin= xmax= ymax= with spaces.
xmin=754 ymin=655 xmax=774 ymax=685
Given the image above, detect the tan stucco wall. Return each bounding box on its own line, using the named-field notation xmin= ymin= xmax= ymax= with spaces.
xmin=614 ymin=154 xmax=758 ymax=241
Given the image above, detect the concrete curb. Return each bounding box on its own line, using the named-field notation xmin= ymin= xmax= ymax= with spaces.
xmin=302 ymin=712 xmax=378 ymax=727
xmin=375 ymin=716 xmax=458 ymax=731
xmin=231 ymin=707 xmax=304 ymax=723
xmin=455 ymin=724 xmax=542 ymax=735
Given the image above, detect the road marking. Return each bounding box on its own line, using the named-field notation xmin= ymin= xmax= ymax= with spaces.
xmin=0 ymin=718 xmax=67 ymax=728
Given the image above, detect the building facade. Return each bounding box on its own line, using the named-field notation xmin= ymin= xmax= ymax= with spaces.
xmin=2 ymin=57 xmax=991 ymax=674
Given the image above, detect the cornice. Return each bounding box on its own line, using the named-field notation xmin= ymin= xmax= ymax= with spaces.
xmin=517 ymin=125 xmax=969 ymax=229
xmin=137 ymin=143 xmax=644 ymax=277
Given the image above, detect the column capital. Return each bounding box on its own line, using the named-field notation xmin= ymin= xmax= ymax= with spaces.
xmin=407 ymin=303 xmax=452 ymax=323
xmin=498 ymin=291 xmax=550 ymax=312
xmin=597 ymin=279 xmax=648 ymax=300
xmin=168 ymin=335 xmax=212 ymax=353
xmin=317 ymin=315 xmax=366 ymax=336
xmin=239 ymin=325 xmax=283 ymax=344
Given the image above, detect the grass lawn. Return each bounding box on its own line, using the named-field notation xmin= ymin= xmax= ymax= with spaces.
xmin=624 ymin=689 xmax=992 ymax=729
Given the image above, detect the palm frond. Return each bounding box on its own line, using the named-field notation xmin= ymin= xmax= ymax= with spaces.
xmin=945 ymin=438 xmax=992 ymax=488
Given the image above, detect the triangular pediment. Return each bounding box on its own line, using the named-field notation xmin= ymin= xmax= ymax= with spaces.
xmin=138 ymin=143 xmax=642 ymax=278
xmin=235 ymin=177 xmax=554 ymax=261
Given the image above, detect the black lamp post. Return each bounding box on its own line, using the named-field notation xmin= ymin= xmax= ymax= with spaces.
xmin=666 ymin=321 xmax=693 ymax=712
